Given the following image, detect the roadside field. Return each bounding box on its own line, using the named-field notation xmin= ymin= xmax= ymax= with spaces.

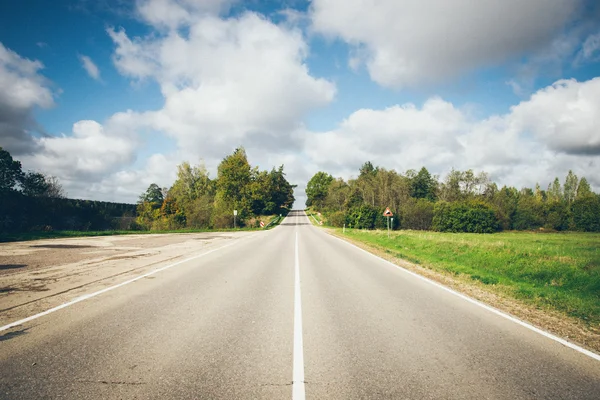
xmin=305 ymin=209 xmax=324 ymax=225
xmin=335 ymin=229 xmax=600 ymax=328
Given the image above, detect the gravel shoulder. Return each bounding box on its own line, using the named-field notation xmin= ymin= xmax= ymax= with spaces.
xmin=0 ymin=232 xmax=256 ymax=326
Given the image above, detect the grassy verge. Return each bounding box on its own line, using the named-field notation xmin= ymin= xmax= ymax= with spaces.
xmin=335 ymin=229 xmax=600 ymax=328
xmin=305 ymin=208 xmax=323 ymax=226
xmin=264 ymin=214 xmax=284 ymax=229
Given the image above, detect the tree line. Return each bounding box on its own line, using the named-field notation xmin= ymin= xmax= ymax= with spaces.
xmin=136 ymin=147 xmax=295 ymax=230
xmin=306 ymin=163 xmax=600 ymax=233
xmin=1 ymin=147 xmax=136 ymax=234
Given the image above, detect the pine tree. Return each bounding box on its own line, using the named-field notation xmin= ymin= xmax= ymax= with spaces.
xmin=576 ymin=177 xmax=593 ymax=199
xmin=563 ymin=170 xmax=578 ymax=204
xmin=547 ymin=178 xmax=562 ymax=202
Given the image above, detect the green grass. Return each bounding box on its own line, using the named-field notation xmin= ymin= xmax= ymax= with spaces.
xmin=305 ymin=208 xmax=323 ymax=226
xmin=264 ymin=214 xmax=284 ymax=229
xmin=337 ymin=229 xmax=600 ymax=326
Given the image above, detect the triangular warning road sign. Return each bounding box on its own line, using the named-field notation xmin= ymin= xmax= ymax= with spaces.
xmin=383 ymin=207 xmax=393 ymax=217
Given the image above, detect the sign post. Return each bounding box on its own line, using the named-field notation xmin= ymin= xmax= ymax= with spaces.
xmin=233 ymin=209 xmax=238 ymax=229
xmin=383 ymin=207 xmax=393 ymax=238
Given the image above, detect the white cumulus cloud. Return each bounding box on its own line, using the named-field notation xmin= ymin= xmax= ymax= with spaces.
xmin=19 ymin=117 xmax=139 ymax=199
xmin=108 ymin=10 xmax=336 ymax=160
xmin=310 ymin=0 xmax=584 ymax=88
xmin=509 ymin=78 xmax=600 ymax=155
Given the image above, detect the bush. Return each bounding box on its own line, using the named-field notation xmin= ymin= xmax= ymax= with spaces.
xmin=544 ymin=201 xmax=571 ymax=231
xmin=432 ymin=200 xmax=499 ymax=233
xmin=326 ymin=211 xmax=347 ymax=227
xmin=401 ymin=198 xmax=434 ymax=230
xmin=347 ymin=204 xmax=380 ymax=229
xmin=212 ymin=213 xmax=234 ymax=229
xmin=185 ymin=195 xmax=213 ymax=228
xmin=572 ymin=196 xmax=600 ymax=232
xmin=513 ymin=197 xmax=543 ymax=230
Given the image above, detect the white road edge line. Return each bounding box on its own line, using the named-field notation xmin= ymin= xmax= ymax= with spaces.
xmin=293 ymin=230 xmax=306 ymax=400
xmin=0 ymin=235 xmax=252 ymax=333
xmin=322 ymin=226 xmax=600 ymax=363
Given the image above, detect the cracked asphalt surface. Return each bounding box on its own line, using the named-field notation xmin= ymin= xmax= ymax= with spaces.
xmin=1 ymin=211 xmax=599 ymax=399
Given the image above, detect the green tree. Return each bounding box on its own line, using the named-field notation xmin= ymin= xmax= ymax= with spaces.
xmin=572 ymin=195 xmax=600 ymax=232
xmin=359 ymin=161 xmax=378 ymax=178
xmin=19 ymin=171 xmax=65 ymax=198
xmin=410 ymin=166 xmax=437 ymax=201
xmin=158 ymin=195 xmax=186 ymax=228
xmin=0 ymin=147 xmax=23 ymax=193
xmin=306 ymin=171 xmax=333 ymax=208
xmin=20 ymin=172 xmax=48 ymax=197
xmin=168 ymin=161 xmax=215 ymax=228
xmin=544 ymin=201 xmax=571 ymax=231
xmin=139 ymin=183 xmax=165 ymax=206
xmin=212 ymin=147 xmax=252 ymax=227
xmin=563 ymin=170 xmax=578 ymax=204
xmin=268 ymin=166 xmax=295 ymax=212
xmin=439 ymin=169 xmax=463 ymax=202
xmin=534 ymin=183 xmax=545 ymax=202
xmin=513 ymin=195 xmax=543 ymax=230
xmin=576 ymin=177 xmax=593 ymax=199
xmin=324 ymin=178 xmax=350 ymax=211
xmin=216 ymin=147 xmax=252 ymax=215
xmin=489 ymin=186 xmax=518 ymax=230
xmin=547 ymin=177 xmax=562 ymax=202
xmin=250 ymin=165 xmax=296 ymax=215
xmin=186 ymin=195 xmax=214 ymax=228
xmin=170 ymin=162 xmax=213 ymax=201
xmin=136 ymin=183 xmax=166 ymax=229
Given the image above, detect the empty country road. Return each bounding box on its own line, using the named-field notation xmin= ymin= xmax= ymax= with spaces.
xmin=1 ymin=211 xmax=599 ymax=399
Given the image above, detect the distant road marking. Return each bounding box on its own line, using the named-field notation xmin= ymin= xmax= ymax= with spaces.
xmin=0 ymin=236 xmax=251 ymax=333
xmin=322 ymin=225 xmax=600 ymax=363
xmin=293 ymin=230 xmax=306 ymax=399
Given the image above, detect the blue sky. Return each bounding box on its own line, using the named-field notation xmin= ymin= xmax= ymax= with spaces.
xmin=1 ymin=0 xmax=599 ymax=204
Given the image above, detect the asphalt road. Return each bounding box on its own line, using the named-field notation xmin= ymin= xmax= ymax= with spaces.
xmin=1 ymin=210 xmax=599 ymax=399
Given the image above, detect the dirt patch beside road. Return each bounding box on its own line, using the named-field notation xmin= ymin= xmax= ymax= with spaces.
xmin=0 ymin=232 xmax=255 ymax=326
